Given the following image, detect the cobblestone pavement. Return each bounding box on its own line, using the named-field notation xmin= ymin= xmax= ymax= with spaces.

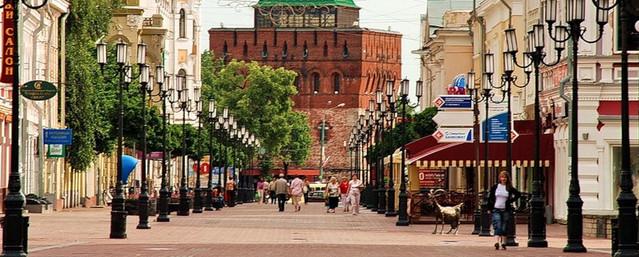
xmin=4 ymin=202 xmax=612 ymax=257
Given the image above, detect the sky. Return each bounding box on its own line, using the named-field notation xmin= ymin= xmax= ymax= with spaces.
xmin=199 ymin=0 xmax=427 ymax=82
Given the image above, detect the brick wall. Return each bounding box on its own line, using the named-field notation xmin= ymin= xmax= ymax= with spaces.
xmin=209 ymin=27 xmax=401 ymax=171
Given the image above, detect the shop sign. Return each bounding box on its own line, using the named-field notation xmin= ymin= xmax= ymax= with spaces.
xmin=21 ymin=80 xmax=57 ymax=101
xmin=418 ymin=169 xmax=446 ymax=188
xmin=2 ymin=1 xmax=15 ymax=83
xmin=47 ymin=144 xmax=65 ymax=158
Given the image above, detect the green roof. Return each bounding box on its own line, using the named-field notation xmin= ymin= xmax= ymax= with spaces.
xmin=256 ymin=0 xmax=358 ymax=8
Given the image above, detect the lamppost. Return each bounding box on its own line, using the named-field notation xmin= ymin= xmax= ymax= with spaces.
xmin=484 ymin=44 xmax=532 ymax=245
xmin=168 ymin=73 xmax=199 ymax=216
xmin=136 ymin=63 xmax=152 ymax=229
xmin=366 ymin=100 xmax=378 ymax=211
xmin=97 ymin=39 xmax=147 ymax=238
xmin=396 ymin=78 xmax=422 ymax=226
xmin=320 ymin=103 xmax=345 ymax=180
xmin=385 ymin=80 xmax=397 ymax=217
xmin=193 ymin=97 xmax=204 ymax=213
xmin=205 ymin=99 xmax=217 ymax=211
xmin=538 ymin=0 xmax=621 ymax=252
xmin=1 ymin=1 xmax=49 ymax=255
xmin=375 ymin=91 xmax=387 ymax=215
xmin=467 ymin=55 xmax=508 ymax=237
xmin=149 ymin=67 xmax=171 ymax=222
xmin=505 ymin=22 xmax=564 ymax=247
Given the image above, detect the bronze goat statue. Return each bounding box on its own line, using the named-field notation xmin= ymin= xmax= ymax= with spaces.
xmin=429 ymin=189 xmax=464 ymax=235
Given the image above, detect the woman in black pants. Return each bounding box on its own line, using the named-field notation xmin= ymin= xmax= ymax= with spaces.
xmin=488 ymin=171 xmax=521 ymax=250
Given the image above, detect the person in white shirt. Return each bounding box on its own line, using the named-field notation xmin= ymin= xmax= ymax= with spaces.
xmin=347 ymin=174 xmax=363 ymax=215
xmin=488 ymin=171 xmax=521 ymax=250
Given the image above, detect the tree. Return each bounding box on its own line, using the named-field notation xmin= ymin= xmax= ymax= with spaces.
xmin=200 ymin=53 xmax=312 ymax=172
xmin=65 ymin=0 xmax=120 ymax=171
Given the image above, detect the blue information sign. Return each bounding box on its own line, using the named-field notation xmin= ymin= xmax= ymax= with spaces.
xmin=482 ymin=112 xmax=509 ymax=142
xmin=434 ymin=95 xmax=472 ymax=109
xmin=43 ymin=129 xmax=73 ymax=145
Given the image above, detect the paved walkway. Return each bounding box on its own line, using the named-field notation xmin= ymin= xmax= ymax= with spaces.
xmin=4 ymin=202 xmax=612 ymax=257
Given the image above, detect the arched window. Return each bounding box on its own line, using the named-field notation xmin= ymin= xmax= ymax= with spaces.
xmin=303 ymin=41 xmax=309 ymax=58
xmin=179 ymin=9 xmax=186 ymax=38
xmin=312 ymin=73 xmax=320 ymax=94
xmin=332 ymin=73 xmax=341 ymax=94
xmin=177 ymin=69 xmax=187 ymax=91
xmin=294 ymin=75 xmax=301 ymax=94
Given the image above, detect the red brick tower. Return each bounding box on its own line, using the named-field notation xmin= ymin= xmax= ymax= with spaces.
xmin=209 ymin=0 xmax=401 ymax=176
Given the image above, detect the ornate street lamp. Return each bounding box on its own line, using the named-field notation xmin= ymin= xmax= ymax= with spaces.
xmin=384 ymin=80 xmax=398 ymax=217
xmin=468 ymin=53 xmax=509 ymax=237
xmin=483 ymin=50 xmax=531 ymax=245
xmin=366 ymin=99 xmax=378 ymax=211
xmin=136 ymin=62 xmax=152 ymax=229
xmin=2 ymin=1 xmax=51 ymax=254
xmin=205 ymin=99 xmax=217 ymax=211
xmin=97 ymin=38 xmax=147 ymax=238
xmin=193 ymin=93 xmax=205 ymax=213
xmin=168 ymin=73 xmax=199 ymax=216
xmin=148 ymin=66 xmax=171 ymax=222
xmin=506 ymin=21 xmax=564 ymax=247
xmin=396 ymin=78 xmax=422 ymax=226
xmin=375 ymin=90 xmax=387 ymax=214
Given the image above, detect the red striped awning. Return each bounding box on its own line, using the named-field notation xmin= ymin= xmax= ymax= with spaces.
xmin=407 ymin=120 xmax=554 ymax=168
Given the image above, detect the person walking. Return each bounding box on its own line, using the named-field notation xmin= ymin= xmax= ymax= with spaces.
xmin=274 ymin=174 xmax=289 ymax=212
xmin=303 ymin=177 xmax=310 ymax=205
xmin=488 ymin=170 xmax=521 ymax=250
xmin=261 ymin=179 xmax=270 ymax=204
xmin=256 ymin=178 xmax=265 ymax=204
xmin=339 ymin=177 xmax=350 ymax=212
xmin=325 ymin=177 xmax=340 ymax=213
xmin=289 ymin=175 xmax=305 ymax=212
xmin=226 ymin=177 xmax=237 ymax=207
xmin=268 ymin=179 xmax=276 ymax=204
xmin=348 ymin=174 xmax=363 ymax=215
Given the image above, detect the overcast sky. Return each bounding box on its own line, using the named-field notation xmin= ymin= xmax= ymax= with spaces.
xmin=199 ymin=0 xmax=427 ymax=82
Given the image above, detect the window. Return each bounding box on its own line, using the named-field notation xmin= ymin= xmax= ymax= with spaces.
xmin=223 ymin=41 xmax=228 ymax=56
xmin=282 ymin=41 xmax=288 ymax=58
xmin=323 ymin=41 xmax=328 ymax=57
xmin=294 ymin=75 xmax=301 ymax=93
xmin=312 ymin=73 xmax=320 ymax=94
xmin=262 ymin=41 xmax=268 ymax=58
xmin=303 ymin=41 xmax=309 ymax=59
xmin=343 ymin=40 xmax=349 ymax=58
xmin=332 ymin=73 xmax=341 ymax=94
xmin=612 ymin=146 xmax=639 ymax=207
xmin=179 ymin=9 xmax=186 ymax=38
xmin=243 ymin=41 xmax=248 ymax=56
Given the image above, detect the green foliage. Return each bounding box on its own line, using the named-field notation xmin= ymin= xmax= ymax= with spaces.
xmin=200 ymin=52 xmax=312 ymax=169
xmin=366 ymin=106 xmax=438 ymax=162
xmin=65 ymin=0 xmax=120 ymax=171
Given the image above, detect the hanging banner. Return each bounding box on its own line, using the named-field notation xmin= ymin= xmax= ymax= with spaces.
xmin=2 ymin=1 xmax=15 ymax=83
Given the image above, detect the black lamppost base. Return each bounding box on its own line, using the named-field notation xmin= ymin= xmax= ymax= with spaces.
xmin=177 ymin=187 xmax=190 ymax=216
xmin=563 ymin=242 xmax=586 ymax=252
xmin=109 ymin=210 xmax=127 ymax=239
xmin=385 ymin=188 xmax=396 ymax=217
xmin=527 ymin=240 xmax=548 ymax=248
xmin=478 ymin=196 xmax=491 ymax=237
xmin=377 ymin=189 xmax=386 ymax=214
xmin=193 ymin=188 xmax=203 ymax=213
xmin=156 ymin=189 xmax=171 ymax=222
xmin=370 ymin=188 xmax=378 ymax=212
xmin=504 ymin=212 xmax=517 ymax=246
xmin=396 ymin=191 xmax=410 ymax=226
xmin=136 ymin=192 xmax=151 ymax=229
xmin=471 ymin=209 xmax=481 ymax=234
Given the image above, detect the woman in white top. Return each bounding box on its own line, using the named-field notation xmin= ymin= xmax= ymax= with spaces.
xmin=488 ymin=171 xmax=521 ymax=250
xmin=347 ymin=174 xmax=363 ymax=215
xmin=325 ymin=177 xmax=340 ymax=213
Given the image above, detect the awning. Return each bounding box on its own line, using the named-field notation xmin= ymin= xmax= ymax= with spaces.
xmin=269 ymin=169 xmax=320 ymax=176
xmin=407 ymin=120 xmax=554 ymax=168
xmin=241 ymin=169 xmax=261 ymax=176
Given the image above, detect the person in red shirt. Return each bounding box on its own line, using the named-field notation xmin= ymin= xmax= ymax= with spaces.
xmin=339 ymin=177 xmax=350 ymax=212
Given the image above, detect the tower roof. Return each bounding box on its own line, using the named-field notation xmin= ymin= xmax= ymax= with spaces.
xmin=256 ymin=0 xmax=358 ymax=8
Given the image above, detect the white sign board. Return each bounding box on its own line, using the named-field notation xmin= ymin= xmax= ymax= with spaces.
xmin=432 ymin=128 xmax=474 ymax=142
xmin=433 ymin=111 xmax=474 ymax=127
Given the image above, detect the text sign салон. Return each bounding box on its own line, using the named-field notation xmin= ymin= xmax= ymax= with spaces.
xmin=418 ymin=169 xmax=447 ymax=188
xmin=2 ymin=1 xmax=15 ymax=83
